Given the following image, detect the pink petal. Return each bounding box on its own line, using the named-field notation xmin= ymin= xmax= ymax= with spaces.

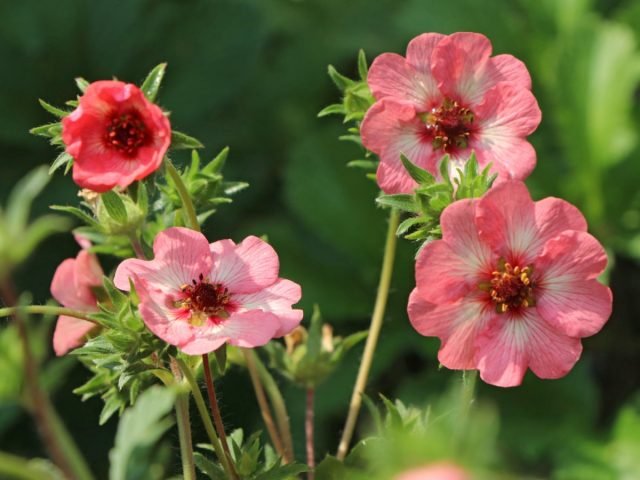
xmin=180 ymin=310 xmax=281 ymax=355
xmin=114 ymin=227 xmax=212 ymax=293
xmin=432 ymin=32 xmax=494 ymax=105
xmin=537 ymin=230 xmax=609 ymax=280
xmin=476 ymin=181 xmax=538 ymax=263
xmin=138 ymin=293 xmax=195 ymax=349
xmin=51 ymin=258 xmax=96 ymax=310
xmin=474 ymin=313 xmax=530 ymax=387
xmin=408 ymin=289 xmax=494 ymax=370
xmin=53 ymin=315 xmax=96 ymax=356
xmin=406 ymin=33 xmax=446 ymax=74
xmin=360 ymin=99 xmax=439 ymax=194
xmin=537 ymin=279 xmax=612 ymax=338
xmin=209 ymin=236 xmax=279 ymax=294
xmin=473 ymin=134 xmax=536 ymax=183
xmin=475 ymin=83 xmax=541 ymax=137
xmin=74 ymin=250 xmax=103 ymax=290
xmin=233 ymin=278 xmax=303 ymax=336
xmin=395 ymin=463 xmax=470 ymax=480
xmin=491 ymin=54 xmax=532 ymax=90
xmin=416 ymin=199 xmax=494 ymax=303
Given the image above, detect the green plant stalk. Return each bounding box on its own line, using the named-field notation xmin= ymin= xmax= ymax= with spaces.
xmin=0 ymin=280 xmax=95 ymax=480
xmin=249 ymin=350 xmax=295 ymax=462
xmin=336 ymin=208 xmax=400 ymax=460
xmin=169 ymin=359 xmax=197 ymax=480
xmin=0 ymin=305 xmax=94 ymax=322
xmin=176 ymin=358 xmax=237 ymax=480
xmin=242 ymin=348 xmax=287 ymax=460
xmin=165 ymin=160 xmax=200 ymax=232
xmin=174 ymin=391 xmax=197 ymax=480
xmin=454 ymin=369 xmax=478 ymax=452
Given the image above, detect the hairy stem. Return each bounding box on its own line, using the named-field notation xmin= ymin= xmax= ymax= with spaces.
xmin=166 ymin=160 xmax=200 ymax=232
xmin=0 ymin=280 xmax=94 ymax=480
xmin=202 ymin=354 xmax=234 ymax=463
xmin=0 ymin=305 xmax=95 ymax=322
xmin=306 ymin=388 xmax=316 ymax=480
xmin=176 ymin=358 xmax=237 ymax=479
xmin=242 ymin=348 xmax=287 ymax=460
xmin=169 ymin=358 xmax=196 ymax=480
xmin=246 ymin=349 xmax=295 ymax=463
xmin=336 ymin=208 xmax=400 ymax=460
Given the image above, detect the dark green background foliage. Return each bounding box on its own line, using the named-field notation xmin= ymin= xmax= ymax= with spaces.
xmin=1 ymin=0 xmax=640 ymax=478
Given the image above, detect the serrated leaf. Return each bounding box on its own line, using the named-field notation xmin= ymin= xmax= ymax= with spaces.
xmin=101 ymin=191 xmax=128 ymax=224
xmin=140 ymin=63 xmax=167 ymax=103
xmin=171 ymin=130 xmax=204 ymax=150
xmin=50 ymin=205 xmax=99 ymax=228
xmin=375 ymin=194 xmax=417 ymax=213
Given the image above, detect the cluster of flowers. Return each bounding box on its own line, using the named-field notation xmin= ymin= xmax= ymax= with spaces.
xmin=361 ymin=32 xmax=612 ymax=387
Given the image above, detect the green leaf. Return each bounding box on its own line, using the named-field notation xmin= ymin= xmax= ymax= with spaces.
xmin=375 ymin=194 xmax=417 ymax=213
xmin=307 ymin=305 xmax=323 ymax=358
xmin=346 ymin=160 xmax=377 ymax=170
xmin=101 ymin=191 xmax=128 ymax=224
xmin=396 ymin=216 xmax=424 ymax=237
xmin=171 ymin=130 xmax=204 ymax=150
xmin=317 ymin=104 xmax=345 ymax=118
xmin=400 ymin=154 xmax=435 ymax=185
xmin=140 ymin=63 xmax=167 ymax=103
xmin=357 ymin=49 xmax=369 ymax=80
xmin=327 ymin=65 xmax=354 ymax=91
xmin=202 ymin=147 xmax=230 ymax=175
xmin=109 ymin=386 xmax=175 ymax=480
xmin=75 ymin=77 xmax=90 ymax=93
xmin=29 ymin=123 xmax=61 ymax=138
xmin=38 ymin=99 xmax=69 ymax=118
xmin=193 ymin=452 xmax=226 ymax=480
xmin=49 ymin=152 xmax=73 ymax=175
xmin=6 ymin=166 xmax=50 ymax=232
xmin=50 ymin=205 xmax=99 ymax=228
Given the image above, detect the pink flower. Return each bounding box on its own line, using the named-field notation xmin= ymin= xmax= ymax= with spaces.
xmin=50 ymin=248 xmax=103 ymax=356
xmin=114 ymin=227 xmax=303 ymax=355
xmin=407 ymin=181 xmax=612 ymax=387
xmin=62 ymin=80 xmax=171 ymax=192
xmin=394 ymin=462 xmax=470 ymax=480
xmin=361 ymin=32 xmax=541 ymax=194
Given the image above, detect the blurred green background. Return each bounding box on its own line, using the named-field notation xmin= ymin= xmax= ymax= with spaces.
xmin=1 ymin=0 xmax=640 ymax=478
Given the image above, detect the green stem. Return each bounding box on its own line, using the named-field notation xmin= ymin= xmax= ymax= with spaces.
xmin=165 ymin=160 xmax=200 ymax=232
xmin=176 ymin=358 xmax=237 ymax=480
xmin=0 ymin=305 xmax=95 ymax=322
xmin=336 ymin=208 xmax=400 ymax=460
xmin=454 ymin=369 xmax=478 ymax=452
xmin=0 ymin=451 xmax=56 ymax=480
xmin=169 ymin=359 xmax=196 ymax=480
xmin=248 ymin=350 xmax=295 ymax=463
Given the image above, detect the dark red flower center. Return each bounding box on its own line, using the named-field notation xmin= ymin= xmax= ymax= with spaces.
xmin=104 ymin=111 xmax=150 ymax=157
xmin=486 ymin=262 xmax=535 ymax=314
xmin=422 ymin=98 xmax=474 ymax=153
xmin=178 ymin=274 xmax=233 ymax=325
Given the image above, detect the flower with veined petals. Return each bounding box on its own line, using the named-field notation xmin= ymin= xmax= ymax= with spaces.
xmin=62 ymin=80 xmax=171 ymax=192
xmin=361 ymin=32 xmax=541 ymax=194
xmin=408 ymin=181 xmax=612 ymax=387
xmin=50 ymin=244 xmax=103 ymax=356
xmin=114 ymin=227 xmax=303 ymax=355
xmin=394 ymin=462 xmax=470 ymax=480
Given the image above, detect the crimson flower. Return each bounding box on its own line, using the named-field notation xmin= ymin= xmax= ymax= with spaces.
xmin=62 ymin=80 xmax=171 ymax=192
xmin=114 ymin=227 xmax=303 ymax=355
xmin=361 ymin=32 xmax=541 ymax=194
xmin=408 ymin=181 xmax=612 ymax=387
xmin=50 ymin=246 xmax=103 ymax=355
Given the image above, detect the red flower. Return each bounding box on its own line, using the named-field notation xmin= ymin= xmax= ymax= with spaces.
xmin=361 ymin=32 xmax=541 ymax=194
xmin=62 ymin=80 xmax=171 ymax=192
xmin=408 ymin=181 xmax=612 ymax=387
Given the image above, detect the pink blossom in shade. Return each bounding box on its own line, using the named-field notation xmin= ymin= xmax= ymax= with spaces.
xmin=50 ymin=249 xmax=103 ymax=356
xmin=360 ymin=32 xmax=541 ymax=194
xmin=407 ymin=181 xmax=613 ymax=387
xmin=394 ymin=462 xmax=470 ymax=480
xmin=61 ymin=80 xmax=171 ymax=192
xmin=113 ymin=227 xmax=303 ymax=355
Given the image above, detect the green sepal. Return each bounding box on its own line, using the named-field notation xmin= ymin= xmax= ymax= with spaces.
xmin=140 ymin=63 xmax=167 ymax=103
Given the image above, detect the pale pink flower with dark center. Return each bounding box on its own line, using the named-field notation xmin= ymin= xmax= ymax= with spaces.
xmin=62 ymin=80 xmax=171 ymax=192
xmin=50 ymin=246 xmax=103 ymax=356
xmin=408 ymin=181 xmax=612 ymax=387
xmin=114 ymin=227 xmax=303 ymax=355
xmin=394 ymin=462 xmax=470 ymax=480
xmin=361 ymin=32 xmax=541 ymax=194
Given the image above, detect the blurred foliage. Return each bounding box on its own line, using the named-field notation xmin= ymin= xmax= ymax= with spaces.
xmin=0 ymin=0 xmax=639 ymax=478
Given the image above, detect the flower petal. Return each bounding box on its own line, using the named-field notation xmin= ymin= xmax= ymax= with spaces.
xmin=53 ymin=315 xmax=97 ymax=356
xmin=537 ymin=230 xmax=609 ymax=280
xmin=210 ymin=236 xmax=279 ymax=294
xmin=361 ymin=99 xmax=439 ymax=194
xmin=475 ymin=83 xmax=541 ymax=137
xmin=473 ymin=135 xmax=536 ymax=183
xmin=491 ymin=54 xmax=532 ymax=90
xmin=51 ymin=258 xmax=96 ymax=310
xmin=234 ymin=278 xmax=303 ymax=336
